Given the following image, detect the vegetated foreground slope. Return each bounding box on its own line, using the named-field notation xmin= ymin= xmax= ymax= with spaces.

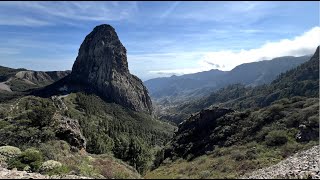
xmin=145 ymin=47 xmax=319 ymax=179
xmin=0 ymin=93 xmax=175 ymax=178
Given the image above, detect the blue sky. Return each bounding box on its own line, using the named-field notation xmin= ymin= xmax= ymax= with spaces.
xmin=0 ymin=1 xmax=319 ymax=81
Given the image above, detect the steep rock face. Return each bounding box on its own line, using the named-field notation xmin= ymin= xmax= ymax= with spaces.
xmin=70 ymin=24 xmax=152 ymax=114
xmin=165 ymin=107 xmax=235 ymax=159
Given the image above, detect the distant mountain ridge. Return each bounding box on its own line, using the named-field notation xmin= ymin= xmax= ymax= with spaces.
xmin=145 ymin=55 xmax=311 ymax=104
xmin=158 ymin=47 xmax=319 ymax=124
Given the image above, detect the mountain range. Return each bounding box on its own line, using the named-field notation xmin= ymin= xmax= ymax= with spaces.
xmin=145 ymin=55 xmax=311 ymax=106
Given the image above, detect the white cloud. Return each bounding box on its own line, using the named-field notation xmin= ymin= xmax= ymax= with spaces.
xmin=148 ymin=26 xmax=320 ymax=76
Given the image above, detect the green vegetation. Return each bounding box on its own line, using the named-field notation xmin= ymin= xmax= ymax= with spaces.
xmin=0 ymin=96 xmax=57 ymax=147
xmin=146 ymin=141 xmax=317 ymax=179
xmin=0 ymin=141 xmax=142 ymax=178
xmin=0 ymin=146 xmax=22 ymax=158
xmin=0 ymin=92 xmax=175 ymax=176
xmin=8 ymin=148 xmax=43 ymax=172
xmin=64 ymin=92 xmax=175 ymax=174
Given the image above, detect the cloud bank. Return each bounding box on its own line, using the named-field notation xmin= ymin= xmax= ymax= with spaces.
xmin=149 ymin=26 xmax=320 ymax=76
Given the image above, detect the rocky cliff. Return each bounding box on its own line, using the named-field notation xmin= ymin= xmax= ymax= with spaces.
xmin=64 ymin=24 xmax=152 ymax=114
xmin=164 ymin=107 xmax=235 ymax=159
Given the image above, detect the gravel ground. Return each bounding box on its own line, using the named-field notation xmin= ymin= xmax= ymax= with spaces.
xmin=241 ymin=145 xmax=320 ymax=179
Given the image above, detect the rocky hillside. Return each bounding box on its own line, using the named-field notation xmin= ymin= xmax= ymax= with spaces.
xmin=15 ymin=71 xmax=71 ymax=86
xmin=0 ymin=67 xmax=70 ymax=103
xmin=146 ymin=47 xmax=319 ymax=179
xmin=0 ymin=66 xmax=70 ymax=93
xmin=241 ymin=145 xmax=320 ymax=179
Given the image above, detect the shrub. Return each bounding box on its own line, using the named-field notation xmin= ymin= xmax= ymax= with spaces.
xmin=27 ymin=106 xmax=55 ymax=128
xmin=280 ymin=142 xmax=303 ymax=158
xmin=8 ymin=148 xmax=44 ymax=172
xmin=0 ymin=146 xmax=21 ymax=158
xmin=0 ymin=154 xmax=6 ymax=165
xmin=245 ymin=149 xmax=257 ymax=160
xmin=45 ymin=165 xmax=71 ymax=176
xmin=39 ymin=160 xmax=62 ymax=172
xmin=0 ymin=121 xmax=10 ymax=129
xmin=199 ymin=170 xmax=211 ymax=179
xmin=230 ymin=150 xmax=246 ymax=161
xmin=265 ymin=130 xmax=288 ymax=146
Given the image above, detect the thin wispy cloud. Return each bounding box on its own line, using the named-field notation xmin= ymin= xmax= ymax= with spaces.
xmin=0 ymin=2 xmax=138 ymax=27
xmin=160 ymin=1 xmax=180 ymax=19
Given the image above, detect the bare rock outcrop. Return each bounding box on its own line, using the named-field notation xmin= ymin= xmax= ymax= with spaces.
xmin=53 ymin=114 xmax=86 ymax=150
xmin=70 ymin=24 xmax=153 ymax=114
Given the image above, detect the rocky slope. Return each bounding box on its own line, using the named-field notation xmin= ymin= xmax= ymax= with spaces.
xmin=15 ymin=70 xmax=71 ymax=86
xmin=241 ymin=145 xmax=320 ymax=179
xmin=70 ymin=24 xmax=153 ymax=114
xmin=0 ymin=167 xmax=91 ymax=179
xmin=164 ymin=107 xmax=235 ymax=159
xmin=0 ymin=66 xmax=70 ymax=93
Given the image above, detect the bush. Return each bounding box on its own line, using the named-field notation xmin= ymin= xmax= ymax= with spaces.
xmin=45 ymin=165 xmax=71 ymax=176
xmin=199 ymin=170 xmax=211 ymax=179
xmin=8 ymin=148 xmax=44 ymax=172
xmin=0 ymin=154 xmax=6 ymax=165
xmin=39 ymin=160 xmax=62 ymax=172
xmin=265 ymin=130 xmax=288 ymax=146
xmin=230 ymin=150 xmax=246 ymax=161
xmin=0 ymin=146 xmax=21 ymax=158
xmin=0 ymin=121 xmax=10 ymax=129
xmin=280 ymin=142 xmax=303 ymax=158
xmin=27 ymin=106 xmax=55 ymax=128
